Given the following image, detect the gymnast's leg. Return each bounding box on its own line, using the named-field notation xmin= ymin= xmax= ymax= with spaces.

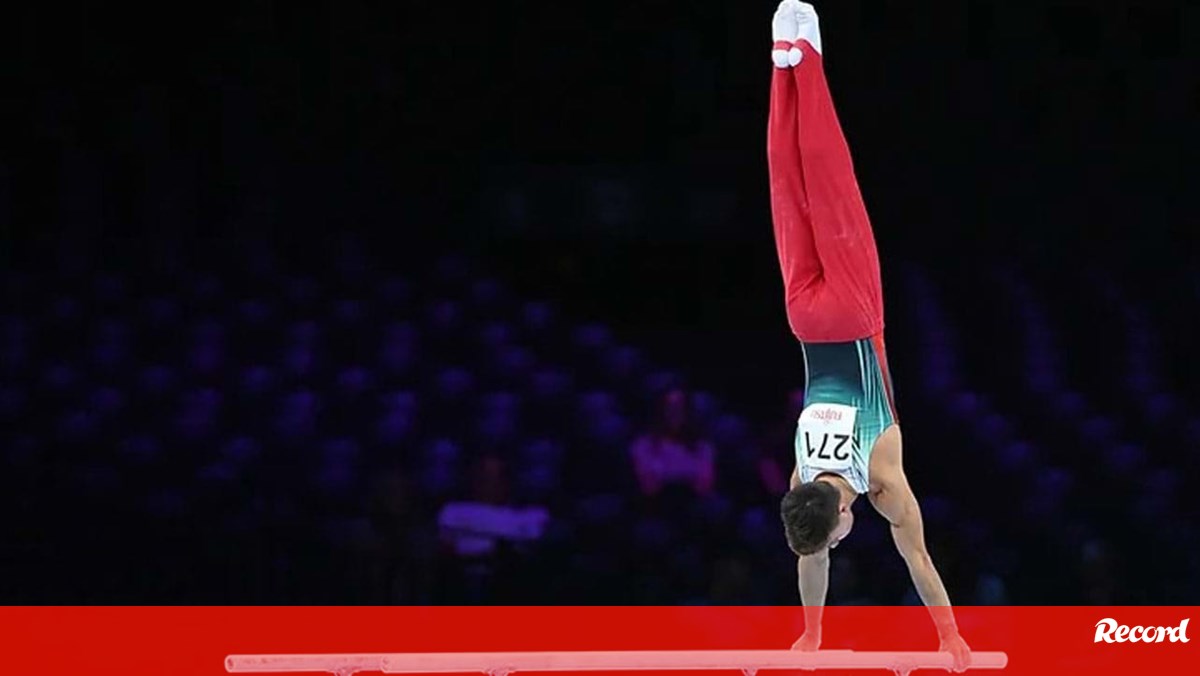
xmin=767 ymin=1 xmax=822 ymax=338
xmin=789 ymin=3 xmax=886 ymax=341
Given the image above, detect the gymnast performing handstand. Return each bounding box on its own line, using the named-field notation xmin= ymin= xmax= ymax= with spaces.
xmin=767 ymin=2 xmax=970 ymax=670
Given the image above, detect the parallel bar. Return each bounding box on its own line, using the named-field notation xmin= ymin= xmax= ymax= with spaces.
xmin=380 ymin=651 xmax=1008 ymax=672
xmin=228 ymin=655 xmax=390 ymax=674
xmin=226 ymin=650 xmax=1009 ymax=674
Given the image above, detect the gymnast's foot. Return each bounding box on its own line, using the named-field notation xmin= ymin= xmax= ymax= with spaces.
xmin=793 ymin=2 xmax=823 ymax=55
xmin=772 ymin=0 xmax=803 ymax=68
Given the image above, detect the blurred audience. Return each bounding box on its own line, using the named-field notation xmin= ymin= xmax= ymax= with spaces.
xmin=364 ymin=468 xmax=436 ymax=603
xmin=2 ymin=242 xmax=1195 ymax=604
xmin=437 ymin=456 xmax=549 ymax=558
xmin=435 ymin=455 xmax=550 ymax=602
xmin=629 ymin=388 xmax=716 ymax=498
xmin=757 ymin=388 xmax=807 ymax=496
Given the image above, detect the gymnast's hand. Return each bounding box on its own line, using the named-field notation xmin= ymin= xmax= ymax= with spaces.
xmin=939 ymin=633 xmax=971 ymax=673
xmin=790 ymin=630 xmax=821 ymax=652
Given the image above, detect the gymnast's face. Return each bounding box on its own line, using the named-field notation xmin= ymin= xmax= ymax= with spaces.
xmin=826 ymin=504 xmax=854 ymax=550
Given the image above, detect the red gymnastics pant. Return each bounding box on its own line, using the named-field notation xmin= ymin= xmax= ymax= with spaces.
xmin=768 ymin=42 xmax=885 ymax=344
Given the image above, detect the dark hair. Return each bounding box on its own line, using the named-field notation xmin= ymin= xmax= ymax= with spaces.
xmin=780 ymin=481 xmax=840 ymax=555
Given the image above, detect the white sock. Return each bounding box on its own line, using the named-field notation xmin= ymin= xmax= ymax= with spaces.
xmin=794 ymin=2 xmax=823 ymax=55
xmin=772 ymin=0 xmax=801 ymax=68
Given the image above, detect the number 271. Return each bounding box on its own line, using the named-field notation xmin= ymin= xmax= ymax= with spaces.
xmin=804 ymin=432 xmax=853 ymax=461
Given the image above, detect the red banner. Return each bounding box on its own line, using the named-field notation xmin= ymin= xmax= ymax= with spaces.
xmin=2 ymin=607 xmax=1196 ymax=676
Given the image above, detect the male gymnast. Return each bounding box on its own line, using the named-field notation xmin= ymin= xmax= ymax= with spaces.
xmin=768 ymin=2 xmax=970 ymax=669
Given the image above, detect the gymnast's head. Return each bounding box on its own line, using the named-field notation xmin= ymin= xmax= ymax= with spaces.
xmin=780 ymin=476 xmax=854 ymax=555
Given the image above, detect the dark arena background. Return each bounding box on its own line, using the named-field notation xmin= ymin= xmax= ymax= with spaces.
xmin=3 ymin=1 xmax=1197 ymax=604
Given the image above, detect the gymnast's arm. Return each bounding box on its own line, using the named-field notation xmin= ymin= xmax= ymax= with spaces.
xmin=875 ymin=477 xmax=954 ymax=607
xmin=791 ymin=466 xmax=829 ymax=651
xmin=870 ymin=459 xmax=971 ymax=670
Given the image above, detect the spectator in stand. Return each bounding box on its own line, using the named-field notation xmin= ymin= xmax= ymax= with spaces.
xmin=630 ymin=388 xmax=716 ymax=498
xmin=435 ymin=455 xmax=551 ymax=602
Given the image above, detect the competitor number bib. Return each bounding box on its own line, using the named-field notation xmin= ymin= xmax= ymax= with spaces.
xmin=797 ymin=403 xmax=858 ymax=472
